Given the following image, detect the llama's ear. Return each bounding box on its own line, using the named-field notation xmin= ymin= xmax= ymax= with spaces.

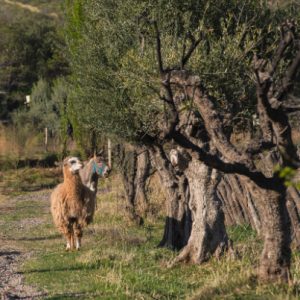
xmin=62 ymin=157 xmax=69 ymax=166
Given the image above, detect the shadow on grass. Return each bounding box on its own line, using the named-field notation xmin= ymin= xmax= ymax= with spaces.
xmin=3 ymin=234 xmax=61 ymax=242
xmin=12 ymin=205 xmax=48 ymax=210
xmin=16 ymin=234 xmax=61 ymax=241
xmin=92 ymin=227 xmax=146 ymax=247
xmin=0 ymin=250 xmax=21 ymax=256
xmin=190 ymin=275 xmax=259 ymax=299
xmin=46 ymin=291 xmax=107 ymax=299
xmin=18 ymin=184 xmax=58 ymax=192
xmin=191 ymin=276 xmax=300 ymax=300
xmin=3 ymin=291 xmax=48 ymax=300
xmin=20 ymin=263 xmax=103 ymax=275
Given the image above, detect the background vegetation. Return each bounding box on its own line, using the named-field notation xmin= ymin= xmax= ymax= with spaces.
xmin=1 ymin=0 xmax=300 ymax=299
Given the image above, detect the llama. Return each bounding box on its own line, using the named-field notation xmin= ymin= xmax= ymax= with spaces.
xmin=79 ymin=156 xmax=110 ymax=218
xmin=78 ymin=155 xmax=110 ymax=225
xmin=51 ymin=156 xmax=87 ymax=250
xmin=80 ymin=155 xmax=110 ymax=193
xmin=51 ymin=156 xmax=110 ymax=250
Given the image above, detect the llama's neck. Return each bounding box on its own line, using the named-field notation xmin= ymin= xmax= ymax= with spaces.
xmin=79 ymin=160 xmax=99 ymax=194
xmin=63 ymin=172 xmax=84 ymax=200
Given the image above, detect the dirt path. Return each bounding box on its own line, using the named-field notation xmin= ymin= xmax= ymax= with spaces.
xmin=0 ymin=191 xmax=51 ymax=299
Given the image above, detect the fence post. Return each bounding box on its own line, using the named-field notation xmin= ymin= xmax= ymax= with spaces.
xmin=108 ymin=138 xmax=112 ymax=167
xmin=45 ymin=127 xmax=48 ymax=152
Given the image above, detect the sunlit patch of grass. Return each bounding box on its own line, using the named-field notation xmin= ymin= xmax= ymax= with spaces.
xmin=228 ymin=224 xmax=257 ymax=243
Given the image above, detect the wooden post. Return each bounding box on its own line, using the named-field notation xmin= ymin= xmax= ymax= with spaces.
xmin=45 ymin=127 xmax=48 ymax=152
xmin=108 ymin=138 xmax=112 ymax=167
xmin=25 ymin=95 xmax=30 ymax=104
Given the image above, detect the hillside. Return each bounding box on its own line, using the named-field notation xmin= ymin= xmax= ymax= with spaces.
xmin=0 ymin=0 xmax=68 ymax=122
xmin=1 ymin=0 xmax=64 ymax=18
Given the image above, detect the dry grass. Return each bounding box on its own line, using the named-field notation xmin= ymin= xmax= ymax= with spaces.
xmin=145 ymin=171 xmax=166 ymax=220
xmin=0 ymin=125 xmax=62 ymax=165
xmin=0 ymin=167 xmax=61 ymax=195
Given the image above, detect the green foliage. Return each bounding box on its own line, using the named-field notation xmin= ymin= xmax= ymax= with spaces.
xmin=66 ymin=0 xmax=162 ymax=142
xmin=275 ymin=165 xmax=300 ymax=189
xmin=9 ymin=77 xmax=72 ymax=158
xmin=0 ymin=2 xmax=69 ymax=121
xmin=13 ymin=79 xmax=60 ymax=133
xmin=51 ymin=77 xmax=69 ymax=148
xmin=66 ymin=0 xmax=300 ymax=144
xmin=65 ymin=0 xmax=84 ymax=43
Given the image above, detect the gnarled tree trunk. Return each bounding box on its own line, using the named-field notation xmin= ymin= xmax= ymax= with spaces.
xmin=259 ymin=150 xmax=300 ymax=250
xmin=114 ymin=144 xmax=151 ymax=225
xmin=242 ymin=178 xmax=291 ymax=282
xmin=149 ymin=144 xmax=191 ymax=250
xmin=173 ymin=157 xmax=230 ymax=264
xmin=134 ymin=148 xmax=151 ymax=217
xmin=218 ymin=174 xmax=261 ymax=233
xmin=287 ymin=186 xmax=300 ymax=249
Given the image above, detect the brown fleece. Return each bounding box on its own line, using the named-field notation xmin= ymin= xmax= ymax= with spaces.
xmin=50 ymin=161 xmax=86 ymax=249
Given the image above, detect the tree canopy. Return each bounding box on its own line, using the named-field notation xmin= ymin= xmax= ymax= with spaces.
xmin=67 ymin=0 xmax=300 ymax=144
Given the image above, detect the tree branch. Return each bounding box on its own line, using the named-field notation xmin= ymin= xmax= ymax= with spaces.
xmin=159 ymin=72 xmax=179 ymax=140
xmin=245 ymin=140 xmax=275 ymax=156
xmin=253 ymin=63 xmax=274 ymax=143
xmin=153 ymin=20 xmax=164 ymax=74
xmin=273 ymin=49 xmax=300 ymax=102
xmin=252 ymin=21 xmax=300 ymax=168
xmin=270 ymin=20 xmax=296 ymax=76
xmin=168 ymin=70 xmax=256 ymax=172
xmin=282 ymin=104 xmax=300 ymax=113
xmin=181 ymin=32 xmax=202 ymax=68
xmin=172 ymin=132 xmax=282 ymax=190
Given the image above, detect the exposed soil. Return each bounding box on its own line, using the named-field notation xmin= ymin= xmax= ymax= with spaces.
xmin=0 ymin=191 xmax=50 ymax=299
xmin=0 ymin=249 xmax=43 ymax=299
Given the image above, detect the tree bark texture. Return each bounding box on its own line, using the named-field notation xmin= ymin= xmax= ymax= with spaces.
xmin=134 ymin=148 xmax=151 ymax=217
xmin=149 ymin=145 xmax=191 ymax=250
xmin=218 ymin=169 xmax=300 ymax=252
xmin=173 ymin=157 xmax=230 ymax=264
xmin=261 ymin=150 xmax=300 ymax=249
xmin=217 ymin=174 xmax=261 ymax=233
xmin=114 ymin=144 xmax=151 ymax=225
xmin=241 ymin=178 xmax=291 ymax=282
xmin=286 ymin=187 xmax=300 ymax=250
xmin=152 ymin=21 xmax=300 ymax=282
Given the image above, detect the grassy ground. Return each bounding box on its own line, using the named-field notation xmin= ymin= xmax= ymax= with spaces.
xmin=0 ymin=169 xmax=300 ymax=299
xmin=0 ymin=166 xmax=61 ymax=195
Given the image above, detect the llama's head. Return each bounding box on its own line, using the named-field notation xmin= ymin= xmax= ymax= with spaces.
xmin=63 ymin=157 xmax=83 ymax=175
xmin=92 ymin=157 xmax=110 ymax=177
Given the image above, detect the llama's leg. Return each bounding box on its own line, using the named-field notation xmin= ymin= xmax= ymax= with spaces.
xmin=64 ymin=223 xmax=74 ymax=251
xmin=70 ymin=234 xmax=75 ymax=250
xmin=74 ymin=223 xmax=83 ymax=250
xmin=65 ymin=232 xmax=72 ymax=250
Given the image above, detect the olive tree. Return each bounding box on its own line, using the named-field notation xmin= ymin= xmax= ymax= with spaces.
xmin=66 ymin=0 xmax=300 ymax=281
